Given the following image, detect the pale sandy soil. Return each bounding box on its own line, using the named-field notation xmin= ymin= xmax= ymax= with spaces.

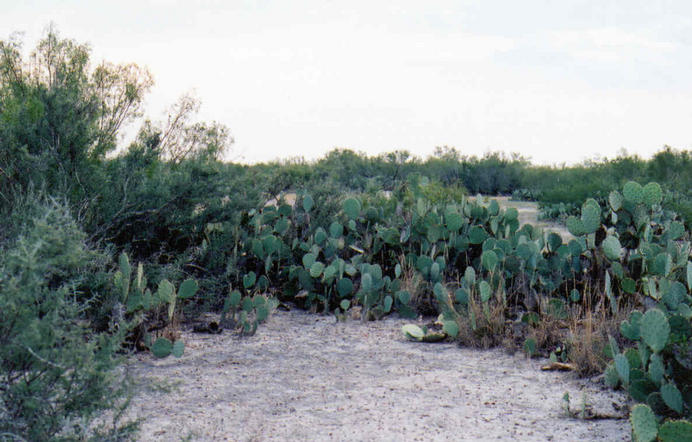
xmin=124 ymin=310 xmax=630 ymax=441
xmin=491 ymin=196 xmax=573 ymax=241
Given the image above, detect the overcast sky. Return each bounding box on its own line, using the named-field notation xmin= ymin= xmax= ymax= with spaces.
xmin=3 ymin=1 xmax=692 ymax=164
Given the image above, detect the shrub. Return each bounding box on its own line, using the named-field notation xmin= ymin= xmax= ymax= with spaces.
xmin=0 ymin=197 xmax=134 ymax=440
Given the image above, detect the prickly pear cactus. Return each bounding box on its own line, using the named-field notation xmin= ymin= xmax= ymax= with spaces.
xmin=640 ymin=309 xmax=670 ymax=353
xmin=630 ymin=404 xmax=658 ymax=442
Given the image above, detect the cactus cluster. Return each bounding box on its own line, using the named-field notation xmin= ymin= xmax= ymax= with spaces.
xmin=220 ymin=179 xmax=690 ymax=437
xmin=114 ymin=252 xmax=198 ymax=358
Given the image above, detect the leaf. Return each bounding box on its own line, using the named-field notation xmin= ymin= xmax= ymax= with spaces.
xmin=642 ymin=182 xmax=663 ymax=206
xmin=479 ymin=280 xmax=491 ymax=303
xmin=614 ymin=353 xmax=630 ymax=385
xmin=337 ymin=278 xmax=353 ymax=297
xmin=623 ymin=181 xmax=644 ymax=204
xmin=361 ymin=273 xmax=373 ymax=292
xmin=481 ymin=250 xmax=499 ymax=272
xmin=171 ymin=340 xmax=184 ymax=358
xmin=151 ymin=338 xmax=173 ymax=358
xmin=468 ymin=226 xmax=488 ymax=245
xmin=640 ymin=309 xmax=670 ymax=353
xmin=309 ymin=262 xmax=325 ymax=278
xmin=228 ymin=290 xmax=242 ymax=308
xmin=119 ymin=252 xmax=131 ymax=280
xmin=302 ymin=252 xmax=317 ymax=269
xmin=630 ymin=404 xmax=658 ymax=442
xmin=602 ymin=235 xmax=623 ymax=261
xmin=302 ymin=194 xmax=314 ymax=212
xmin=340 ymin=299 xmax=350 ymax=311
xmin=177 ymin=279 xmax=198 ymax=299
xmin=658 ymin=420 xmax=692 ymax=442
xmin=383 ymin=295 xmax=393 ymax=313
xmin=609 ymin=190 xmax=624 ymax=211
xmin=402 ymin=324 xmax=424 ymax=341
xmin=342 ymin=198 xmax=361 ymax=220
xmin=442 ymin=321 xmax=459 ymax=338
xmin=661 ymin=383 xmax=684 ymax=414
xmin=243 ymin=272 xmax=256 ymax=289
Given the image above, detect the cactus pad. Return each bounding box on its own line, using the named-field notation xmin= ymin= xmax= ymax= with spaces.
xmin=602 ymin=235 xmax=623 ymax=260
xmin=630 ymin=404 xmax=658 ymax=442
xmin=641 ymin=309 xmax=670 ymax=353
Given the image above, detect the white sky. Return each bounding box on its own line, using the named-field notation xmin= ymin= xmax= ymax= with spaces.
xmin=3 ymin=0 xmax=692 ymax=165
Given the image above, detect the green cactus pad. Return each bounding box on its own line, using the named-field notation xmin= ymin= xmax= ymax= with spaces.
xmin=602 ymin=235 xmax=623 ymax=261
xmin=302 ymin=194 xmax=314 ymax=212
xmin=642 ymin=182 xmax=663 ymax=206
xmin=340 ymin=299 xmax=350 ymax=311
xmin=630 ymin=404 xmax=658 ymax=442
xmin=302 ymin=253 xmax=317 ymax=269
xmin=309 ymin=261 xmax=325 ymax=278
xmin=119 ymin=252 xmax=132 ymax=280
xmin=604 ymin=364 xmax=620 ymax=388
xmin=337 ymin=278 xmax=353 ymax=297
xmin=481 ymin=250 xmax=499 ymax=272
xmin=172 ymin=340 xmax=184 ymax=358
xmin=156 ymin=279 xmax=175 ymax=303
xmin=503 ymin=207 xmax=518 ymax=222
xmin=622 ymin=278 xmax=636 ymax=294
xmin=397 ymin=290 xmax=411 ymax=304
xmin=620 ymin=311 xmax=643 ymax=341
xmin=468 ymin=226 xmax=488 ymax=244
xmin=614 ymin=353 xmax=630 ymax=385
xmin=442 ymin=320 xmax=459 ymax=337
xmin=177 ymin=279 xmax=198 ymax=299
xmin=314 ymin=228 xmax=327 ymax=245
xmin=329 ymin=221 xmax=344 ymax=238
xmin=580 ymin=205 xmax=600 ymax=234
xmin=151 ymin=338 xmax=173 ymax=358
xmin=623 ymin=181 xmax=644 ymax=204
xmin=361 ymin=273 xmax=373 ymax=292
xmin=547 ymin=232 xmax=562 ymax=252
xmin=479 ymin=280 xmax=491 ymax=303
xmin=658 ymin=420 xmax=692 ymax=442
xmin=228 ymin=290 xmax=242 ymax=308
xmin=342 ymin=197 xmax=361 ymax=220
xmin=402 ymin=324 xmax=425 ymax=341
xmin=641 ymin=309 xmax=670 ymax=353
xmin=566 ymin=216 xmax=584 ymax=236
xmin=445 ymin=212 xmax=463 ymax=231
xmin=243 ymin=272 xmax=256 ymax=289
xmin=668 ymin=222 xmax=685 ymax=241
xmin=649 ymin=353 xmax=665 ymax=385
xmin=609 ymin=190 xmax=624 ymax=211
xmin=661 ymin=383 xmax=684 ymax=414
xmin=464 ymin=266 xmax=476 ymax=285
xmin=455 ymin=288 xmax=469 ymax=304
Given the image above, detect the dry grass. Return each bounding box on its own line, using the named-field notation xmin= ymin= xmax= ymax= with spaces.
xmin=396 ymin=254 xmax=430 ymax=313
xmin=444 ymin=279 xmax=634 ymax=378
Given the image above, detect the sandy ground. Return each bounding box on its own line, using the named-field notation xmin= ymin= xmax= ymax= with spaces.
xmin=124 ymin=310 xmax=630 ymax=441
xmin=491 ymin=197 xmax=573 ymax=241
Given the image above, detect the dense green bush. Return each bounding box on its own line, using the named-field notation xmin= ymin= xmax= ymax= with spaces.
xmin=0 ymin=196 xmax=134 ymax=441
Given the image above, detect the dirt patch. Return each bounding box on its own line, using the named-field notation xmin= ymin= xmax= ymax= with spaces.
xmin=124 ymin=310 xmax=630 ymax=441
xmin=492 ymin=196 xmax=573 ymax=241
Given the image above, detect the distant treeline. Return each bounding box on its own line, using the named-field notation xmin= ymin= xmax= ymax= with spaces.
xmin=248 ymin=146 xmax=692 ymax=224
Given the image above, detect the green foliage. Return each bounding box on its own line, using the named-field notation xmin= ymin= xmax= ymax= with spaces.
xmin=631 ymin=404 xmax=658 ymax=442
xmin=658 ymin=420 xmax=692 ymax=442
xmin=402 ymin=324 xmax=425 ymax=341
xmin=0 ymin=197 xmax=133 ymax=440
xmin=640 ymin=309 xmax=670 ymax=354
